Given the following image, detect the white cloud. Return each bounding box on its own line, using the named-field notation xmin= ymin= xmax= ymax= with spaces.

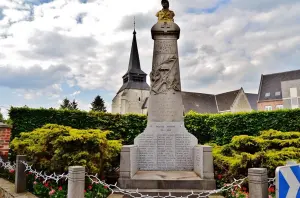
xmin=0 ymin=0 xmax=299 ymax=108
xmin=71 ymin=90 xmax=81 ymax=97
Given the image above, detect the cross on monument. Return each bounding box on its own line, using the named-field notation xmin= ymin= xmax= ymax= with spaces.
xmin=161 ymin=22 xmax=171 ymax=32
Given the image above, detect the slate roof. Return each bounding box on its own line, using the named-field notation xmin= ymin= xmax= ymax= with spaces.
xmin=142 ymin=97 xmax=149 ymax=109
xmin=246 ymin=93 xmax=258 ymax=110
xmin=181 ymin=92 xmax=218 ymax=113
xmin=258 ymin=69 xmax=300 ymax=102
xmin=215 ymin=89 xmax=241 ymax=112
xmin=117 ymin=30 xmax=150 ymax=94
xmin=141 ymin=88 xmax=257 ymax=113
xmin=124 ymin=30 xmax=146 ymax=76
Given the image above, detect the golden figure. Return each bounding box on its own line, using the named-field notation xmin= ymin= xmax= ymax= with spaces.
xmin=156 ymin=0 xmax=175 ymax=22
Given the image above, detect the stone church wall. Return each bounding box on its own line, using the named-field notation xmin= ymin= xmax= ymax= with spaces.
xmin=112 ymin=89 xmax=149 ymax=115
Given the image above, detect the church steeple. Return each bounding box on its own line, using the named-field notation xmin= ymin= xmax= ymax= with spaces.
xmin=117 ymin=19 xmax=150 ymax=94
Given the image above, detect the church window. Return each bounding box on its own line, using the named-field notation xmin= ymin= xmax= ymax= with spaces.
xmin=139 ymin=97 xmax=141 ymax=101
xmin=132 ymin=76 xmax=144 ymax=82
xmin=123 ymin=77 xmax=128 ymax=83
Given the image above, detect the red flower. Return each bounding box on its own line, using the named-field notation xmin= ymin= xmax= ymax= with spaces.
xmin=58 ymin=186 xmax=63 ymax=191
xmin=84 ymin=190 xmax=87 ymax=193
xmin=88 ymin=185 xmax=92 ymax=190
xmin=268 ymin=186 xmax=275 ymax=193
xmin=9 ymin=169 xmax=15 ymax=174
xmin=44 ymin=182 xmax=49 ymax=187
xmin=104 ymin=186 xmax=108 ymax=189
xmin=242 ymin=187 xmax=247 ymax=192
xmin=217 ymin=174 xmax=222 ymax=180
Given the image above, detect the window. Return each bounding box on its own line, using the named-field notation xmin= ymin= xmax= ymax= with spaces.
xmin=132 ymin=76 xmax=144 ymax=82
xmin=290 ymin=88 xmax=298 ymax=109
xmin=265 ymin=106 xmax=272 ymax=111
xmin=138 ymin=97 xmax=141 ymax=101
xmin=275 ymin=92 xmax=281 ymax=96
xmin=291 ymin=97 xmax=298 ymax=109
xmin=123 ymin=77 xmax=128 ymax=83
xmin=265 ymin=93 xmax=270 ymax=97
xmin=276 ymin=105 xmax=283 ymax=109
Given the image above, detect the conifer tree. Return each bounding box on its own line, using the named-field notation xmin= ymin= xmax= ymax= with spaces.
xmin=91 ymin=95 xmax=106 ymax=112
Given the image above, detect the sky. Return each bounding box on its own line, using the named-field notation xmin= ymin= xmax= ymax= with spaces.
xmin=0 ymin=0 xmax=300 ymax=117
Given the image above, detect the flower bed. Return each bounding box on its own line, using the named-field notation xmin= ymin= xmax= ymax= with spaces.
xmin=0 ymin=167 xmax=110 ymax=198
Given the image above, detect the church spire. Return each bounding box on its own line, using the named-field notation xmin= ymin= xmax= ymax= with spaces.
xmin=133 ymin=16 xmax=136 ymax=34
xmin=127 ymin=17 xmax=142 ymax=73
xmin=116 ymin=19 xmax=150 ymax=94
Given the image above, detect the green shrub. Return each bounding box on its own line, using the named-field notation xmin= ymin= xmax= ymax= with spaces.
xmin=9 ymin=107 xmax=300 ymax=146
xmin=206 ymin=110 xmax=300 ymax=145
xmin=213 ymin=130 xmax=300 ymax=180
xmin=9 ymin=107 xmax=147 ymax=145
xmin=10 ymin=124 xmax=122 ymax=176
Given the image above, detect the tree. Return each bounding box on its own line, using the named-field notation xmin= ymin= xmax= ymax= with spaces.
xmin=0 ymin=111 xmax=3 ymax=122
xmin=60 ymin=98 xmax=78 ymax=110
xmin=70 ymin=99 xmax=78 ymax=110
xmin=91 ymin=95 xmax=106 ymax=112
xmin=60 ymin=98 xmax=71 ymax=109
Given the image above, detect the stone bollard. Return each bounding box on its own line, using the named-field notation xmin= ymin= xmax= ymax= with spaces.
xmin=248 ymin=168 xmax=268 ymax=198
xmin=68 ymin=166 xmax=85 ymax=198
xmin=15 ymin=155 xmax=27 ymax=193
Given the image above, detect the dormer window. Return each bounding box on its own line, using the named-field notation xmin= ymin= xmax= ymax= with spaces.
xmin=265 ymin=92 xmax=270 ymax=97
xmin=275 ymin=91 xmax=281 ymax=96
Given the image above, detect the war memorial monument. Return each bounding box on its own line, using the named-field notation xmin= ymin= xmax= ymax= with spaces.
xmin=118 ymin=0 xmax=216 ymax=195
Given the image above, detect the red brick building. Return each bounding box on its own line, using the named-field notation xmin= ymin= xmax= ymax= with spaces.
xmin=257 ymin=69 xmax=300 ymax=111
xmin=0 ymin=122 xmax=11 ymax=160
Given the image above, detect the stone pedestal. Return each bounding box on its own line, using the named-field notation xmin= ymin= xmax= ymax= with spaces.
xmin=118 ymin=20 xmax=216 ymax=192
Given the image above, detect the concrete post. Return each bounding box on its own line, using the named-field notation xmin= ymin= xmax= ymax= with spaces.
xmin=15 ymin=155 xmax=27 ymax=193
xmin=67 ymin=166 xmax=85 ymax=198
xmin=248 ymin=168 xmax=268 ymax=198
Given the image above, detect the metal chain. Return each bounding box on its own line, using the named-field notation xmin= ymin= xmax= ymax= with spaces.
xmin=1 ymin=157 xmax=276 ymax=198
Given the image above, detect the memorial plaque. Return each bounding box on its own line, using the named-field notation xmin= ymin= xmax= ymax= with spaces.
xmin=157 ymin=130 xmax=176 ymax=170
xmin=135 ymin=132 xmax=157 ymax=170
xmin=135 ymin=122 xmax=198 ymax=171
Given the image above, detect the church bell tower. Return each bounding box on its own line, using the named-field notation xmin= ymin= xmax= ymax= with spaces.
xmin=112 ymin=20 xmax=150 ymax=114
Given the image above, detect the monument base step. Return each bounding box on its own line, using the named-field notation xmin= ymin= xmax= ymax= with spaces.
xmin=118 ymin=171 xmax=216 ymax=190
xmin=112 ymin=189 xmax=222 ymax=197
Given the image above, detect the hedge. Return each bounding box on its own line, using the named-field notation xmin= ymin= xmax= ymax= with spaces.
xmin=9 ymin=107 xmax=300 ymax=145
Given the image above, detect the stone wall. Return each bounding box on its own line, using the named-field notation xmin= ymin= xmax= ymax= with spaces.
xmin=0 ymin=179 xmax=37 ymax=198
xmin=112 ymin=89 xmax=150 ymax=115
xmin=0 ymin=123 xmax=11 ymax=159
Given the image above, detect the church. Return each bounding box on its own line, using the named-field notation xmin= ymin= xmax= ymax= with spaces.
xmin=112 ymin=27 xmax=258 ymax=115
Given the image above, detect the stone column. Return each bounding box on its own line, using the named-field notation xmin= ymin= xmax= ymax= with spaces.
xmin=133 ymin=22 xmax=198 ymax=171
xmin=148 ymin=22 xmax=183 ymax=123
xmin=119 ymin=145 xmax=138 ymax=178
xmin=15 ymin=155 xmax=26 ymax=193
xmin=248 ymin=168 xmax=268 ymax=198
xmin=68 ymin=166 xmax=85 ymax=198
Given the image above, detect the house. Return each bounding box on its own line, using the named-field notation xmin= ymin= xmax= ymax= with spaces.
xmin=181 ymin=88 xmax=257 ymax=114
xmin=141 ymin=88 xmax=258 ymax=114
xmin=257 ymin=69 xmax=300 ymax=111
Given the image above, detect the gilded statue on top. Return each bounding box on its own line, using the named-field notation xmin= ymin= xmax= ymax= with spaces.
xmin=156 ymin=0 xmax=175 ymax=22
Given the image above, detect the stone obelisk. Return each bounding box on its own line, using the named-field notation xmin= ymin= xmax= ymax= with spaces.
xmin=134 ymin=0 xmax=198 ymax=171
xmin=118 ymin=0 xmax=215 ymax=192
